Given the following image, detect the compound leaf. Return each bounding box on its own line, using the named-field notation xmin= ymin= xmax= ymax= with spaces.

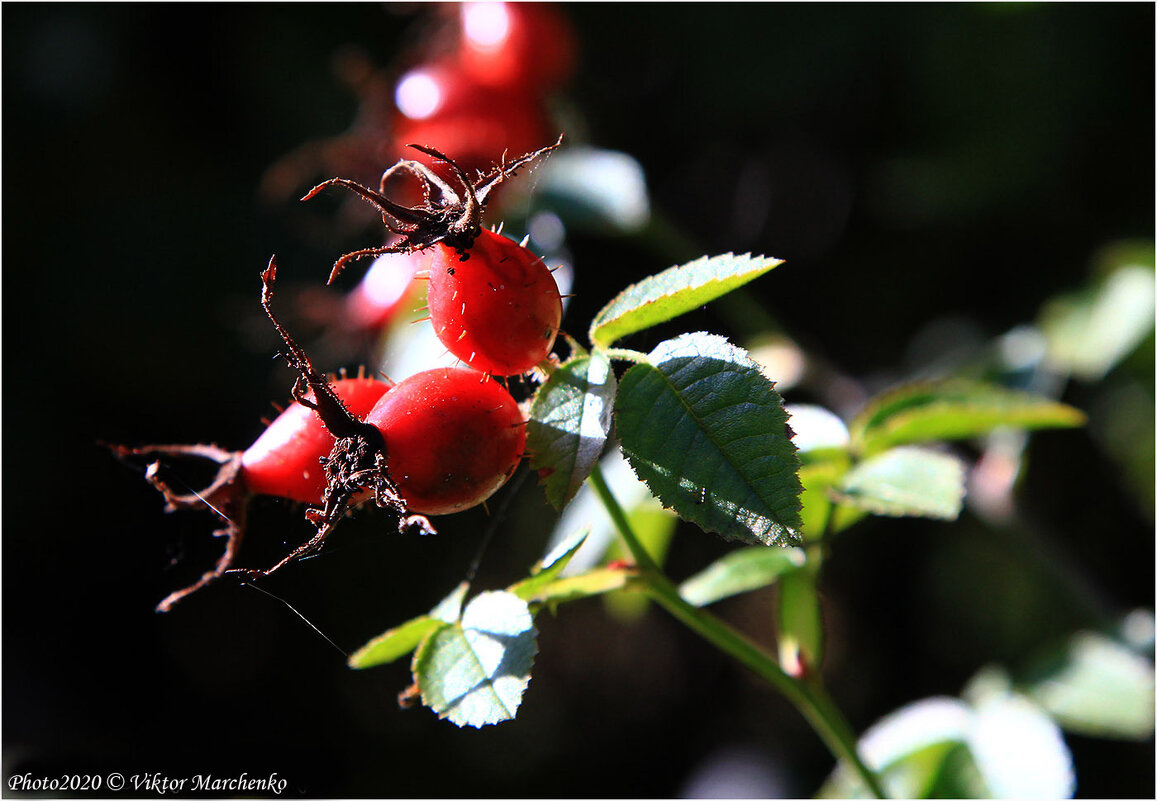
xmin=833 ymin=447 xmax=966 ymax=520
xmin=414 ymin=591 xmax=537 ymax=728
xmin=614 ymin=332 xmax=802 ymax=546
xmin=849 ymin=380 xmax=1085 ymax=456
xmin=528 ymin=352 xmax=616 ymax=509
xmin=590 ymin=254 xmax=783 ymax=349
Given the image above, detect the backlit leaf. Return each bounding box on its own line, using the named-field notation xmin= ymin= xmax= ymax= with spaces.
xmin=508 ymin=529 xmax=589 ymax=602
xmin=590 ymin=254 xmax=783 ymax=349
xmin=517 ymin=566 xmax=636 ymax=606
xmin=348 ymin=616 xmax=445 ymax=670
xmin=833 ymin=447 xmax=965 ymax=520
xmin=347 ymin=582 xmax=469 ymax=669
xmin=614 ymin=333 xmax=802 ymax=546
xmin=528 ymin=352 xmax=616 ymax=509
xmin=849 ymin=380 xmax=1085 ymax=456
xmin=679 ymin=546 xmax=805 ymax=607
xmin=414 ymin=591 xmax=536 ymax=728
xmin=1019 ymin=630 xmax=1155 ymax=740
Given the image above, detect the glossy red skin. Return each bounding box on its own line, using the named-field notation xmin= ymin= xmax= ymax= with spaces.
xmin=390 ymin=61 xmax=551 ymax=176
xmin=426 ymin=229 xmax=562 ymax=375
xmin=455 ymin=2 xmax=576 ymax=93
xmin=240 ymin=377 xmax=391 ymax=503
xmin=364 ymin=367 xmax=525 ymax=515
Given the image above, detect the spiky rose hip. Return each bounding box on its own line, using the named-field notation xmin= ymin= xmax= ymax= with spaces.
xmin=303 ymin=138 xmax=565 ymax=374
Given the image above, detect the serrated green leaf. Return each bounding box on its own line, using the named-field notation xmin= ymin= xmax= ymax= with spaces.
xmin=834 ymin=447 xmax=965 ymax=520
xmin=615 ymin=333 xmax=802 ymax=546
xmin=528 ymin=353 xmax=616 ymax=510
xmin=415 ymin=591 xmax=537 ymax=728
xmin=849 ymin=380 xmax=1085 ymax=456
xmin=520 ymin=566 xmax=636 ymax=605
xmin=348 ymin=616 xmax=446 ymax=669
xmin=509 ymin=529 xmax=589 ymax=601
xmin=589 ymin=254 xmax=783 ymax=349
xmin=1018 ymin=630 xmax=1155 ymax=739
xmin=679 ymin=546 xmax=805 ymax=607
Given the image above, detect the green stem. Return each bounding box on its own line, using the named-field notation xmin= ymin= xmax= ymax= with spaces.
xmin=589 ymin=464 xmax=887 ymax=799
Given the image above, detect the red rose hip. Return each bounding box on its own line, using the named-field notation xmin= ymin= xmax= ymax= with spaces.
xmin=241 ymin=376 xmax=391 ymax=503
xmin=426 ymin=229 xmax=562 ymax=375
xmin=365 ymin=367 xmax=526 ymax=514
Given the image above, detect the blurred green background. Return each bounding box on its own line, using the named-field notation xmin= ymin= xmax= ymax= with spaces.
xmin=4 ymin=3 xmax=1152 ymax=797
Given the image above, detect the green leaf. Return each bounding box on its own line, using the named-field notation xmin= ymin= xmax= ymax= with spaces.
xmin=797 ymin=455 xmax=853 ymax=540
xmin=822 ymin=693 xmax=1075 ymax=799
xmin=430 ymin=581 xmax=470 ymax=623
xmin=833 ymin=446 xmax=966 ymax=520
xmin=347 ymin=582 xmax=469 ymax=669
xmin=614 ymin=333 xmax=803 ymax=546
xmin=967 ymin=693 xmax=1074 ymax=798
xmin=348 ymin=616 xmax=446 ymax=670
xmin=819 ymin=697 xmax=979 ymax=799
xmin=1018 ymin=630 xmax=1155 ymax=739
xmin=518 ymin=566 xmax=636 ymax=606
xmin=849 ymin=380 xmax=1085 ymax=456
xmin=528 ymin=352 xmax=617 ymax=510
xmin=508 ymin=529 xmax=589 ymax=601
xmin=414 ymin=591 xmax=537 ymax=728
xmin=589 ymin=254 xmax=783 ymax=349
xmin=679 ymin=546 xmax=805 ymax=607
xmin=1040 ymin=262 xmax=1155 ymax=381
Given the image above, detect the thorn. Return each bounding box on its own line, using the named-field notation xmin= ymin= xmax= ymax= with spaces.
xmin=456 ymin=330 xmax=469 ymax=342
xmin=411 ymin=315 xmax=432 ymax=324
xmin=414 ymin=270 xmax=429 ymax=280
xmin=519 ymin=233 xmax=531 ymax=248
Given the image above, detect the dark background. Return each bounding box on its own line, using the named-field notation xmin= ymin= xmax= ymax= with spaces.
xmin=4 ymin=3 xmax=1153 ymax=797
